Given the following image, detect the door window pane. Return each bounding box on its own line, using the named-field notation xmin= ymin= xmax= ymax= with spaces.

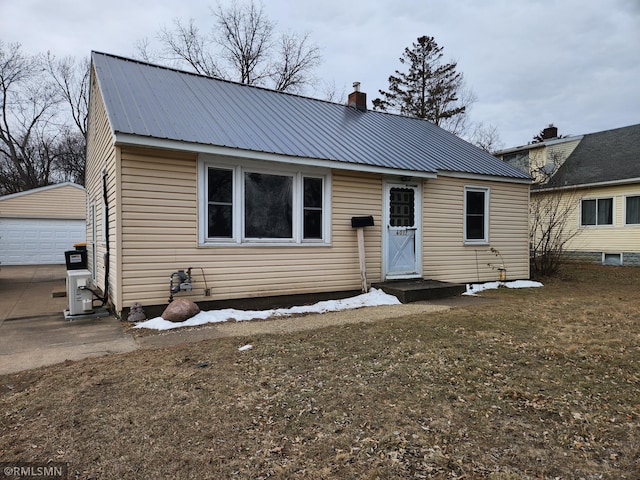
xmin=389 ymin=188 xmax=415 ymax=227
xmin=244 ymin=172 xmax=293 ymax=238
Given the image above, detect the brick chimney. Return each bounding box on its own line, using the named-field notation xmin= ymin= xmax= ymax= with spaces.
xmin=542 ymin=124 xmax=558 ymax=140
xmin=348 ymin=82 xmax=367 ymax=112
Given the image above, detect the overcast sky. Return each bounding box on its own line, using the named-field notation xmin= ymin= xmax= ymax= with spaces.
xmin=2 ymin=0 xmax=639 ymax=148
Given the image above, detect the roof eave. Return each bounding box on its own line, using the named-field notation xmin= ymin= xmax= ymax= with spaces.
xmin=113 ymin=132 xmax=439 ymax=179
xmin=436 ymin=170 xmax=533 ymax=185
xmin=496 ymin=135 xmax=584 ymax=155
xmin=0 ymin=182 xmax=85 ymax=201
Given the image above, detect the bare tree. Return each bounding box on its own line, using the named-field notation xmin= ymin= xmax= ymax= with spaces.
xmin=0 ymin=42 xmax=63 ymax=194
xmin=157 ymin=18 xmax=223 ymax=77
xmin=467 ymin=121 xmax=504 ymax=154
xmin=269 ymin=31 xmax=321 ymax=93
xmin=51 ymin=126 xmax=86 ymax=185
xmin=0 ymin=43 xmax=87 ymax=194
xmin=528 ymin=152 xmax=582 ymax=277
xmin=319 ymin=79 xmax=347 ymax=104
xmin=140 ymin=0 xmax=321 ymax=93
xmin=214 ymin=0 xmax=273 ymax=85
xmin=45 ymin=53 xmax=90 ymax=137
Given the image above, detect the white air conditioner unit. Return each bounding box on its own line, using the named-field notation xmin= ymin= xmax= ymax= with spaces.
xmin=66 ymin=269 xmax=94 ymax=316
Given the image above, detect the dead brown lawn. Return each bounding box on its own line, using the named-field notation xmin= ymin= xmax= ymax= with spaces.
xmin=1 ymin=264 xmax=639 ymax=479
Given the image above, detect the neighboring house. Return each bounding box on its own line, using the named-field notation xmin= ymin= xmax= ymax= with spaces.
xmin=497 ymin=123 xmax=640 ymax=266
xmin=0 ymin=183 xmax=86 ymax=265
xmin=86 ymin=52 xmax=531 ymax=317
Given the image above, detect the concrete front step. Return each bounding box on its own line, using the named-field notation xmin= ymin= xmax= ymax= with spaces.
xmin=372 ymin=279 xmax=466 ymax=303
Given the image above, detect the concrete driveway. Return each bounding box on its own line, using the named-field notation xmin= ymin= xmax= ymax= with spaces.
xmin=0 ymin=265 xmax=137 ymax=375
xmin=0 ymin=266 xmax=486 ymax=376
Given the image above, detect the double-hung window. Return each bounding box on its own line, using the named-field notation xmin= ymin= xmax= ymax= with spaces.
xmin=581 ymin=197 xmax=613 ymax=226
xmin=625 ymin=195 xmax=640 ymax=225
xmin=200 ymin=159 xmax=330 ymax=245
xmin=464 ymin=186 xmax=489 ymax=244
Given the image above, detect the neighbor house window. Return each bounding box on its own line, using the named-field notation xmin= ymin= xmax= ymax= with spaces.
xmin=625 ymin=195 xmax=640 ymax=225
xmin=200 ymin=159 xmax=330 ymax=245
xmin=464 ymin=186 xmax=489 ymax=243
xmin=581 ymin=197 xmax=613 ymax=226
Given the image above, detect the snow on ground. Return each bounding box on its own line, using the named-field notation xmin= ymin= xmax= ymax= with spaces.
xmin=134 ymin=281 xmax=543 ymax=331
xmin=464 ymin=280 xmax=543 ymax=296
xmin=134 ymin=288 xmax=401 ymax=331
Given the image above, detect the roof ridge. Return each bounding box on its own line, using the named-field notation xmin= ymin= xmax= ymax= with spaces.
xmin=91 ymin=50 xmax=356 ymax=110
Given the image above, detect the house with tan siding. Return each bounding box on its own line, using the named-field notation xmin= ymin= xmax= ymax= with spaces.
xmin=497 ymin=124 xmax=640 ymax=267
xmin=86 ymin=52 xmax=532 ymax=317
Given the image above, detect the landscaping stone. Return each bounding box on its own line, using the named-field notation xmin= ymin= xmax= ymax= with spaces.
xmin=162 ymin=298 xmax=200 ymax=322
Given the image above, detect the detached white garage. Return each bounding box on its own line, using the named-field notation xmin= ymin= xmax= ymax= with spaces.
xmin=0 ymin=183 xmax=86 ymax=265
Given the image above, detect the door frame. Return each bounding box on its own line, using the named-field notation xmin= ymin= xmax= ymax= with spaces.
xmin=382 ymin=180 xmax=423 ymax=280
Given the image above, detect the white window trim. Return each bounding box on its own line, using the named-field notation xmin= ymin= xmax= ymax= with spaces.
xmin=464 ymin=185 xmax=490 ymax=245
xmin=623 ymin=194 xmax=640 ymax=226
xmin=579 ymin=196 xmax=615 ymax=228
xmin=198 ymin=156 xmax=331 ymax=246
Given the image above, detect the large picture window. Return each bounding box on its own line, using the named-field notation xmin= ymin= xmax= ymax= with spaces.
xmin=464 ymin=186 xmax=489 ymax=243
xmin=625 ymin=195 xmax=640 ymax=225
xmin=201 ymin=159 xmax=330 ymax=245
xmin=581 ymin=197 xmax=613 ymax=226
xmin=244 ymin=172 xmax=293 ymax=238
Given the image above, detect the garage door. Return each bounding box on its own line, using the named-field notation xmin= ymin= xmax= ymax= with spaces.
xmin=0 ymin=218 xmax=86 ymax=265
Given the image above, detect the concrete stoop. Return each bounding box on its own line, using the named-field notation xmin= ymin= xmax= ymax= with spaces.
xmin=372 ymin=279 xmax=466 ymax=303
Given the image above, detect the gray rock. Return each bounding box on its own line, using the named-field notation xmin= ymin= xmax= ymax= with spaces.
xmin=162 ymin=298 xmax=200 ymax=322
xmin=127 ymin=302 xmax=147 ymax=322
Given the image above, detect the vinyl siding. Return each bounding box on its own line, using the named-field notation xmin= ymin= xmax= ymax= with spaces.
xmin=85 ymin=71 xmax=117 ymax=307
xmin=545 ymin=183 xmax=640 ymax=253
xmin=0 ymin=184 xmax=85 ymax=219
xmin=117 ymin=150 xmax=383 ymax=311
xmin=423 ymin=176 xmax=530 ymax=283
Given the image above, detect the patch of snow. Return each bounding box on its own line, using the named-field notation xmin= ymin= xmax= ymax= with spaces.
xmin=134 ymin=288 xmax=401 ymax=331
xmin=238 ymin=344 xmax=253 ymax=351
xmin=463 ymin=280 xmax=543 ymax=296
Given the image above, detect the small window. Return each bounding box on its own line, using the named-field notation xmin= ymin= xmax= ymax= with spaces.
xmin=303 ymin=177 xmax=323 ymax=239
xmin=603 ymin=253 xmax=623 ymax=266
xmin=581 ymin=197 xmax=613 ymax=226
xmin=626 ymin=195 xmax=640 ymax=225
xmin=207 ymin=168 xmax=234 ymax=238
xmin=464 ymin=186 xmax=489 ymax=243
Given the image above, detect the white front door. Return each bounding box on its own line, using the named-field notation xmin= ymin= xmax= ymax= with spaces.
xmin=384 ymin=182 xmax=421 ymax=279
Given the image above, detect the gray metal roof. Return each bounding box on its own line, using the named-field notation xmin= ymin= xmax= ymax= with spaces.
xmin=543 ymin=123 xmax=640 ymax=188
xmin=91 ymin=51 xmax=530 ymax=181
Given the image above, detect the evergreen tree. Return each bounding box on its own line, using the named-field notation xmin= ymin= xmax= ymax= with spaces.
xmin=373 ymin=36 xmax=470 ymax=133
